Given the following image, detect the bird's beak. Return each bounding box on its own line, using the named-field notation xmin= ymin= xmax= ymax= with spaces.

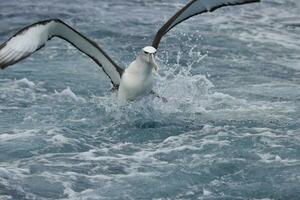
xmin=149 ymin=53 xmax=159 ymax=71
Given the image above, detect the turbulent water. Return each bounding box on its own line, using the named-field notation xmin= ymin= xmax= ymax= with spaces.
xmin=0 ymin=0 xmax=300 ymax=199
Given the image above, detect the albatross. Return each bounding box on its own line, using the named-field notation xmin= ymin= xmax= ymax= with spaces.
xmin=0 ymin=0 xmax=260 ymax=104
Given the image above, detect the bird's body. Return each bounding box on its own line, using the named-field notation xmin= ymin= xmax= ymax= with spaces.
xmin=0 ymin=0 xmax=260 ymax=104
xmin=118 ymin=57 xmax=154 ymax=104
xmin=118 ymin=46 xmax=158 ymax=103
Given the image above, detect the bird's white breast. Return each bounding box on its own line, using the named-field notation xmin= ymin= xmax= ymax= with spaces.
xmin=118 ymin=59 xmax=153 ymax=103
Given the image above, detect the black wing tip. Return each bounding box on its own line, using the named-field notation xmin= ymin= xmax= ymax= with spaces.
xmin=0 ymin=42 xmax=6 ymax=49
xmin=0 ymin=58 xmax=17 ymax=70
xmin=0 ymin=40 xmax=32 ymax=70
xmin=0 ymin=43 xmax=7 ymax=69
xmin=0 ymin=63 xmax=10 ymax=70
xmin=0 ymin=58 xmax=16 ymax=69
xmin=0 ymin=54 xmax=31 ymax=70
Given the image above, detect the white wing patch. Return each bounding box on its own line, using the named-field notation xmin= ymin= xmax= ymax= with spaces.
xmin=0 ymin=23 xmax=53 ymax=68
xmin=0 ymin=20 xmax=123 ymax=86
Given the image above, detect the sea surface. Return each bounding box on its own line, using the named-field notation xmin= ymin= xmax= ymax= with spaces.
xmin=0 ymin=0 xmax=300 ymax=199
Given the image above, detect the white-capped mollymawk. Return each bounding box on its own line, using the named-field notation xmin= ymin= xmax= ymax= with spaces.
xmin=0 ymin=0 xmax=260 ymax=104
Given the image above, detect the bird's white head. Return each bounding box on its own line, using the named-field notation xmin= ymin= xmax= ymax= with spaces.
xmin=139 ymin=46 xmax=159 ymax=71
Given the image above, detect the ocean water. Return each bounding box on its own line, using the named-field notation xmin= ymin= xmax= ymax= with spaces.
xmin=0 ymin=0 xmax=300 ymax=199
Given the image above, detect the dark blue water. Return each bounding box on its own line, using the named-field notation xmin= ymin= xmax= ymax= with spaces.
xmin=0 ymin=0 xmax=300 ymax=199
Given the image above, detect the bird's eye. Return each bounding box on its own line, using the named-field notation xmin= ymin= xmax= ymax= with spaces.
xmin=144 ymin=51 xmax=149 ymax=55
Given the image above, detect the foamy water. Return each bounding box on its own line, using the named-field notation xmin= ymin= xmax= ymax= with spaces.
xmin=0 ymin=0 xmax=300 ymax=199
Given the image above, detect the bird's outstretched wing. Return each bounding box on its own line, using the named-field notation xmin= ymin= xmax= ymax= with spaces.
xmin=0 ymin=19 xmax=124 ymax=86
xmin=152 ymin=0 xmax=260 ymax=49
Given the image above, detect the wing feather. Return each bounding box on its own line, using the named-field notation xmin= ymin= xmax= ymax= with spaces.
xmin=152 ymin=0 xmax=260 ymax=48
xmin=0 ymin=19 xmax=124 ymax=86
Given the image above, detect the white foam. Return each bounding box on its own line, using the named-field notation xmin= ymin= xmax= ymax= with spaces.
xmin=203 ymin=188 xmax=213 ymax=196
xmin=0 ymin=130 xmax=36 ymax=142
xmin=54 ymin=87 xmax=86 ymax=103
xmin=15 ymin=78 xmax=36 ymax=88
xmin=50 ymin=135 xmax=69 ymax=145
